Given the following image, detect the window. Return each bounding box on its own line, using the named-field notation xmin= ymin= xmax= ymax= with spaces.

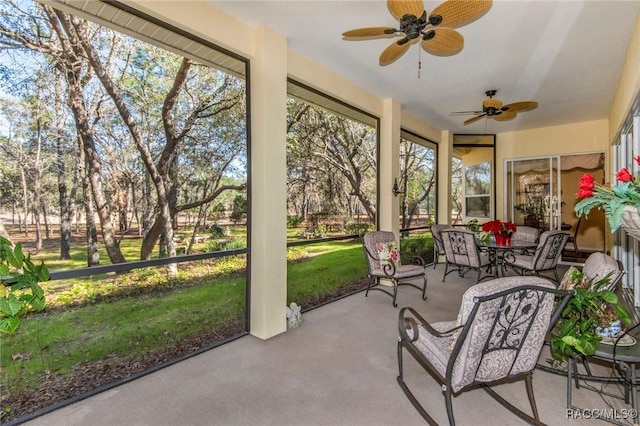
xmin=464 ymin=162 xmax=491 ymax=218
xmin=399 ymin=131 xmax=437 ymax=229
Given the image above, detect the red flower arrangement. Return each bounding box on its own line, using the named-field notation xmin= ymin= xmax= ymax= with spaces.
xmin=575 ymin=155 xmax=640 ymax=232
xmin=482 ymin=220 xmax=517 ymax=236
xmin=482 ymin=220 xmax=517 ymax=245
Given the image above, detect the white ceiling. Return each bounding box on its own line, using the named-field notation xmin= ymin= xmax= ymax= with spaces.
xmin=208 ymin=0 xmax=640 ymax=134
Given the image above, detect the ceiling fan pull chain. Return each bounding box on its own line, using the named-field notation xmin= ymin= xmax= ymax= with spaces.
xmin=418 ymin=47 xmax=422 ymax=79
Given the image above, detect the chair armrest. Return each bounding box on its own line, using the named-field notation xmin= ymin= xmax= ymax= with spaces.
xmin=398 ymin=306 xmax=462 ymax=343
xmin=381 ymin=262 xmax=397 ymax=277
xmin=407 ymin=255 xmax=425 ymax=267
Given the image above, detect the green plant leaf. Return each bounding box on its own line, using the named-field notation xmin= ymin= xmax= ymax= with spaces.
xmin=0 ymin=294 xmax=24 ymax=317
xmin=11 ymin=243 xmax=25 ymax=268
xmin=600 ymin=290 xmax=618 ymax=304
xmin=616 ymin=305 xmax=632 ymax=324
xmin=0 ymin=316 xmax=20 ymax=334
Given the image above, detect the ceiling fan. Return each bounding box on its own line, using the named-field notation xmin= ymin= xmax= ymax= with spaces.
xmin=342 ymin=0 xmax=493 ymax=66
xmin=451 ymin=90 xmax=539 ymax=125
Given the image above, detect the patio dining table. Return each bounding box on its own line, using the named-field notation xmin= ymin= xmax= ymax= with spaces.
xmin=477 ymin=239 xmax=538 ymax=278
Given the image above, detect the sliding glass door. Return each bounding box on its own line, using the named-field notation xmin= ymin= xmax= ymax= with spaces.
xmin=505 ymin=153 xmax=606 ymax=264
xmin=505 ymin=157 xmax=559 ymax=231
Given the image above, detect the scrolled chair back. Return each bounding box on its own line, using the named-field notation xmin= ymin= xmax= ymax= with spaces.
xmin=363 ymin=231 xmax=396 ymax=271
xmin=532 ymin=230 xmax=568 ymax=271
xmin=447 ymin=276 xmax=568 ymax=392
xmin=441 ymin=229 xmax=482 ymax=268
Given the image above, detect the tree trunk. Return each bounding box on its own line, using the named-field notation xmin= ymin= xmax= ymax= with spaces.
xmin=32 ymin=119 xmax=43 ymax=253
xmin=20 ymin=168 xmax=28 ymax=236
xmin=81 ymin=155 xmax=100 ymax=267
xmin=45 ymin=7 xmax=126 ymax=265
xmin=41 ymin=200 xmax=50 ymax=240
xmin=57 ymin=77 xmax=72 ymax=259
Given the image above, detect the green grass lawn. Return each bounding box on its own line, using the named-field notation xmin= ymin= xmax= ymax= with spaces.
xmin=0 ymin=239 xmax=369 ymax=395
xmin=0 ymin=232 xmax=433 ymax=421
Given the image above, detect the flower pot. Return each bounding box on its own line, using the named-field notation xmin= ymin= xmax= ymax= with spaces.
xmin=621 ymin=205 xmax=640 ymax=239
xmin=596 ymin=320 xmax=621 ymax=338
xmin=495 ymin=234 xmax=506 ymax=246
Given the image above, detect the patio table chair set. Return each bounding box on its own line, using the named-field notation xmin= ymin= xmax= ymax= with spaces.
xmin=362 ymin=229 xmax=634 ymax=424
xmin=436 ymin=227 xmax=566 ymax=284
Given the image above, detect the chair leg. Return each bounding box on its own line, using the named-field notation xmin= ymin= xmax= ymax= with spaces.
xmin=396 ymin=341 xmax=439 ymax=426
xmin=391 ymin=279 xmax=399 ymax=307
xmin=365 ymin=276 xmax=373 ymax=297
xmin=444 ymin=387 xmax=456 ymax=426
xmin=442 ymin=261 xmax=449 ymax=282
xmin=553 ymin=268 xmax=560 ymax=283
xmin=421 ymin=273 xmax=428 ymax=300
xmin=525 ymin=373 xmax=540 ymax=421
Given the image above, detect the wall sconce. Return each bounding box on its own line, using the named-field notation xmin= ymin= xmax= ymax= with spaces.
xmin=392 ymin=178 xmax=404 ymax=197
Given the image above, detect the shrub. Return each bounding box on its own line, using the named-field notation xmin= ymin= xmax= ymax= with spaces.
xmin=345 ymin=222 xmax=370 ymax=235
xmin=209 ymin=225 xmax=226 ymax=238
xmin=400 ymin=234 xmax=434 ymax=265
xmin=0 ymin=237 xmax=48 ymax=335
xmin=287 ymin=215 xmax=303 ymax=228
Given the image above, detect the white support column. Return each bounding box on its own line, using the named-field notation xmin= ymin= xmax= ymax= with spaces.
xmin=379 ymin=98 xmax=401 ymax=237
xmin=438 ymin=130 xmax=453 ymax=224
xmin=249 ymin=26 xmax=287 ymax=339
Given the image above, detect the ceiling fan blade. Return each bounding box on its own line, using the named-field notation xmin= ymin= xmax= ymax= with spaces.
xmin=464 ymin=114 xmax=485 ymax=125
xmin=342 ymin=27 xmax=397 ymax=38
xmin=450 ymin=110 xmax=483 ymax=116
xmin=502 ymin=101 xmax=538 ymax=113
xmin=387 ymin=0 xmax=425 ymax=20
xmin=379 ymin=40 xmax=411 ymax=65
xmin=430 ymin=0 xmax=493 ymax=28
xmin=421 ymin=28 xmax=463 ymax=56
xmin=493 ymin=111 xmax=517 ymax=121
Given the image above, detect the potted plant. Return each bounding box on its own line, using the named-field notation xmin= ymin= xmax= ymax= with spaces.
xmin=574 ymin=155 xmax=640 ymax=235
xmin=549 ymin=268 xmax=631 ymax=363
xmin=465 ymin=219 xmax=491 ymax=243
xmin=0 ymin=236 xmax=48 ymax=335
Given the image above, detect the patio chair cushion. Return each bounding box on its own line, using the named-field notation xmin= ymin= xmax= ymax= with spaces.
xmin=411 ymin=320 xmax=458 ymax=376
xmin=582 ymin=252 xmax=620 ymax=283
xmin=507 ymin=253 xmax=535 ymax=269
xmin=371 ymin=263 xmax=424 ymax=278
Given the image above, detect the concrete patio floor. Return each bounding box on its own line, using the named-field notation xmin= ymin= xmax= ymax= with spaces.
xmin=24 ymin=264 xmax=637 ymax=426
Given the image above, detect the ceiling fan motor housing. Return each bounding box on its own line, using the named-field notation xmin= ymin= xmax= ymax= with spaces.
xmin=400 ymin=13 xmax=427 ymax=40
xmin=482 ymin=97 xmax=503 ymax=115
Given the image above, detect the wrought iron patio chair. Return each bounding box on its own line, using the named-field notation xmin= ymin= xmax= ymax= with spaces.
xmin=397 ymin=276 xmax=573 ymax=425
xmin=362 ymin=231 xmax=427 ymax=307
xmin=431 ymin=224 xmax=452 ymax=269
xmin=440 ymin=229 xmax=493 ymax=283
xmin=505 ymin=230 xmax=569 ymax=283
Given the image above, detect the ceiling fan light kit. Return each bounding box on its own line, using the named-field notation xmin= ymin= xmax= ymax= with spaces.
xmin=342 ymin=0 xmax=493 ymax=66
xmin=453 ymin=89 xmax=539 ymax=125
